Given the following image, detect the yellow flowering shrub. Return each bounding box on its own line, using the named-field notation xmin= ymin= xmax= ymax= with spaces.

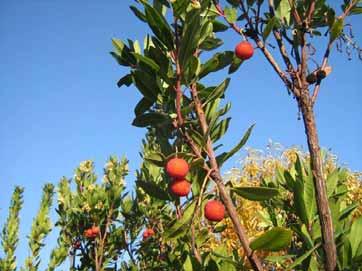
xmin=213 ymin=143 xmax=362 ymax=268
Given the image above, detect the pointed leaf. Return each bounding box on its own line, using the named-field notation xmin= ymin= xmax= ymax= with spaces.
xmin=145 ymin=4 xmax=174 ymax=49
xmin=137 ymin=180 xmax=170 ymax=201
xmin=179 ymin=10 xmax=202 ymax=68
xmin=231 ymin=186 xmax=279 ymax=201
xmin=350 ymin=217 xmax=362 ymax=257
xmin=216 ymin=124 xmax=254 ymax=166
xmin=132 ymin=112 xmax=170 ymax=127
xmin=250 ymin=227 xmax=292 ymax=251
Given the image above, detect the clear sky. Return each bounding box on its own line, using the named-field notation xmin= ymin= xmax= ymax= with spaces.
xmin=0 ymin=0 xmax=361 ymax=268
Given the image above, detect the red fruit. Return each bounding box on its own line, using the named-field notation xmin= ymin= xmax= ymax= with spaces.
xmin=84 ymin=229 xmax=94 ymax=238
xmin=235 ymin=41 xmax=254 ymax=60
xmin=169 ymin=179 xmax=191 ymax=197
xmin=91 ymin=226 xmax=100 ymax=236
xmin=72 ymin=240 xmax=81 ymax=249
xmin=142 ymin=231 xmax=149 ymax=239
xmin=204 ymin=200 xmax=225 ymax=222
xmin=147 ymin=228 xmax=155 ymax=236
xmin=165 ymin=158 xmax=189 ymax=179
xmin=143 ymin=228 xmax=155 ymax=239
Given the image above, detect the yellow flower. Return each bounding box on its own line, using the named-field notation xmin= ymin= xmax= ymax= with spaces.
xmin=244 ymin=161 xmax=260 ymax=178
xmin=87 ymin=184 xmax=95 ymax=191
xmin=82 ymin=203 xmax=91 ymax=212
xmin=79 ymin=160 xmax=93 ymax=173
xmin=95 ymin=201 xmax=104 ymax=210
xmin=58 ymin=195 xmax=65 ymax=204
xmin=105 ymin=161 xmax=114 ymax=171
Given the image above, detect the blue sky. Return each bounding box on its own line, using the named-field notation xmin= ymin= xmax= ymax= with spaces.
xmin=0 ymin=0 xmax=361 ymax=268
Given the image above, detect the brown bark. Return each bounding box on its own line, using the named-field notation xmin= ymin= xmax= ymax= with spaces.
xmin=298 ymin=92 xmax=337 ymax=271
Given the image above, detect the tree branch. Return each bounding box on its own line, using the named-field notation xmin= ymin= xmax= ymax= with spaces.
xmin=311 ymin=0 xmax=358 ymax=105
xmin=189 ymin=83 xmax=263 ymax=271
xmin=214 ymin=0 xmax=294 ymax=92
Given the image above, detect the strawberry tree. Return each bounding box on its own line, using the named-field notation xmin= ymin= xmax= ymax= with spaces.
xmin=212 ymin=0 xmax=361 ymax=269
xmin=111 ymin=0 xmax=295 ymax=269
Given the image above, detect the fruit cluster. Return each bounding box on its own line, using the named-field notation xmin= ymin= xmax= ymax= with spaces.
xmin=166 ymin=158 xmax=191 ymax=197
xmin=143 ymin=228 xmax=155 ymax=240
xmin=84 ymin=225 xmax=100 ymax=239
xmin=165 ymin=158 xmax=225 ymax=222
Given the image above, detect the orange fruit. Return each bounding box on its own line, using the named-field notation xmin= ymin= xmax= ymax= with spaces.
xmin=169 ymin=179 xmax=191 ymax=197
xmin=235 ymin=41 xmax=254 ymax=60
xmin=204 ymin=200 xmax=225 ymax=222
xmin=165 ymin=158 xmax=189 ymax=179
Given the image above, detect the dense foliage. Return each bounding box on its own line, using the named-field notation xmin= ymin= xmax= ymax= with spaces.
xmin=1 ymin=0 xmax=361 ymax=270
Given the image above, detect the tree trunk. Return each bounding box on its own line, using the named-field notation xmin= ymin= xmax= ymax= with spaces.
xmin=299 ymin=93 xmax=337 ymax=271
xmin=211 ymin=170 xmax=264 ymax=271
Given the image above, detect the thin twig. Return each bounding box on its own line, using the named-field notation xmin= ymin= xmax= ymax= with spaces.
xmin=311 ymin=0 xmax=358 ymax=105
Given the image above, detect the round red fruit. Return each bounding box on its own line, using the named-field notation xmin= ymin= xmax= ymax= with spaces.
xmin=143 ymin=228 xmax=155 ymax=240
xmin=169 ymin=179 xmax=191 ymax=197
xmin=147 ymin=228 xmax=155 ymax=236
xmin=72 ymin=240 xmax=81 ymax=249
xmin=204 ymin=200 xmax=225 ymax=222
xmin=165 ymin=158 xmax=189 ymax=179
xmin=84 ymin=229 xmax=94 ymax=238
xmin=91 ymin=226 xmax=100 ymax=236
xmin=235 ymin=41 xmax=254 ymax=60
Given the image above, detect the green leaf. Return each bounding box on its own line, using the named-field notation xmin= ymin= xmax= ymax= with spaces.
xmin=111 ymin=38 xmax=137 ymax=67
xmin=293 ymin=177 xmax=308 ymax=224
xmin=172 ymin=0 xmax=189 ymax=17
xmin=183 ymin=56 xmax=201 ymax=84
xmin=130 ymin=5 xmax=147 ymax=22
xmin=228 ymin=56 xmax=242 ymax=74
xmin=199 ymin=51 xmax=234 ymax=79
xmin=199 ymin=37 xmax=224 ymax=51
xmin=350 ymin=6 xmax=362 ymax=15
xmin=330 ymin=18 xmax=344 ymax=41
xmin=132 ymin=53 xmax=160 ymax=72
xmin=326 ymin=169 xmax=339 ymax=197
xmin=134 ymin=97 xmax=153 ymax=116
xmin=204 ymin=78 xmax=230 ymax=105
xmin=199 ymin=21 xmax=213 ymax=46
xmin=250 ymin=227 xmax=292 ymax=251
xmin=263 ymin=17 xmax=278 ymax=40
xmin=304 ymin=173 xmax=317 ymax=223
xmin=231 ymin=186 xmax=279 ymax=201
xmin=287 ymin=245 xmax=320 ymax=270
xmin=164 ymin=201 xmax=196 ymax=239
xmin=213 ymin=222 xmax=227 ymax=233
xmin=210 ymin=117 xmax=231 ymax=142
xmin=183 ymin=255 xmax=193 ymax=271
xmin=339 ymin=203 xmax=358 ymax=221
xmin=275 ymin=0 xmax=291 ymax=25
xmin=131 ymin=70 xmax=159 ymax=101
xmin=144 ymin=4 xmax=174 ymax=49
xmin=224 ymin=7 xmax=238 ymax=23
xmin=132 ymin=112 xmax=170 ymax=127
xmin=216 ymin=124 xmax=254 ymax=166
xmin=179 ymin=10 xmax=202 ymax=69
xmin=144 ymin=152 xmax=165 ymax=167
xmin=212 ymin=20 xmax=229 ymax=32
xmin=350 ymin=217 xmax=362 ymax=257
xmin=117 ymin=74 xmax=133 ymax=88
xmin=265 ymin=254 xmax=295 ymax=264
xmin=147 ymin=45 xmax=172 ymax=82
xmin=137 ymin=180 xmax=170 ymax=201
